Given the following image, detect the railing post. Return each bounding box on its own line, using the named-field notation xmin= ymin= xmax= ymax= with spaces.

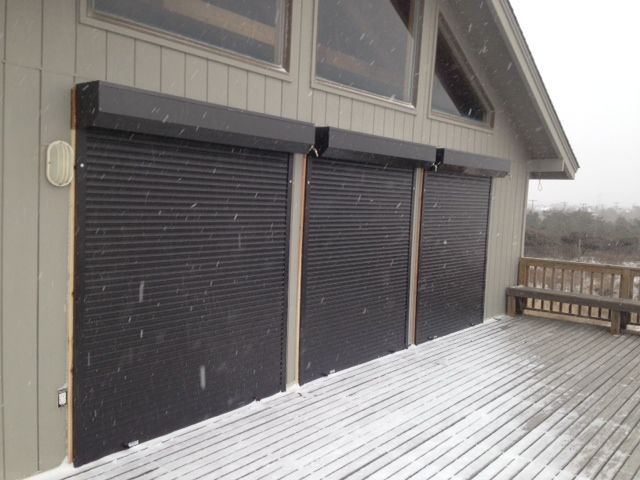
xmin=611 ymin=310 xmax=622 ymax=335
xmin=621 ymin=268 xmax=633 ymax=330
xmin=518 ymin=258 xmax=528 ymax=286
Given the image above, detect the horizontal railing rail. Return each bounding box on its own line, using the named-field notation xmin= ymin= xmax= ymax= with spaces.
xmin=517 ymin=257 xmax=640 ymax=329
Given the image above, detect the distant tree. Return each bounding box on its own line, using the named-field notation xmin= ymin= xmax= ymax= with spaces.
xmin=524 ymin=206 xmax=640 ymax=265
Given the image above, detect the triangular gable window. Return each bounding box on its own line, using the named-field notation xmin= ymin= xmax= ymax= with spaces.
xmin=431 ymin=19 xmax=494 ymax=126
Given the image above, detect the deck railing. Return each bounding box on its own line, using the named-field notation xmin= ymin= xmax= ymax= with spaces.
xmin=518 ymin=257 xmax=640 ymax=329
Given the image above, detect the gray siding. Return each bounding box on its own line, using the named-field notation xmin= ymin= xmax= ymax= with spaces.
xmin=0 ymin=0 xmax=530 ymax=477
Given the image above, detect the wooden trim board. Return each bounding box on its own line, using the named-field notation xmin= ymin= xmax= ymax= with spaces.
xmin=66 ymin=86 xmax=77 ymax=463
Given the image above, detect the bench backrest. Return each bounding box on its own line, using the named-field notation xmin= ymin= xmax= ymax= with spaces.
xmin=518 ymin=257 xmax=640 ymax=325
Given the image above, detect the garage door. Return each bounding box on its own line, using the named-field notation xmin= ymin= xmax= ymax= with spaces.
xmin=300 ymin=158 xmax=414 ymax=384
xmin=416 ymin=172 xmax=491 ymax=342
xmin=73 ymin=128 xmax=290 ymax=465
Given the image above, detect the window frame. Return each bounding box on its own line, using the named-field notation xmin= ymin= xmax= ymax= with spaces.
xmin=81 ymin=0 xmax=297 ymax=82
xmin=310 ymin=0 xmax=424 ymax=112
xmin=427 ymin=14 xmax=495 ymax=131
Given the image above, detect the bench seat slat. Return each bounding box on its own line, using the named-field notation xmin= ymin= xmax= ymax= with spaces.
xmin=506 ymin=286 xmax=640 ymax=314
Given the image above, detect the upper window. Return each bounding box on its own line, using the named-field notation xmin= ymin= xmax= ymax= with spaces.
xmin=315 ymin=0 xmax=423 ymax=104
xmin=431 ymin=20 xmax=493 ymax=125
xmin=89 ymin=0 xmax=290 ymax=68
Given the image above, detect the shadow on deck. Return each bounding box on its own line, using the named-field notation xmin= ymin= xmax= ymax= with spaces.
xmin=42 ymin=316 xmax=640 ymax=480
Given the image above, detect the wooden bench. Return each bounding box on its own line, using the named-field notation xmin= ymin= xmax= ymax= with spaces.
xmin=506 ymin=285 xmax=640 ymax=335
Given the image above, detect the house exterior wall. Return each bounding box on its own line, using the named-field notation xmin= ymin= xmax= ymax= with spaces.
xmin=0 ymin=0 xmax=530 ymax=478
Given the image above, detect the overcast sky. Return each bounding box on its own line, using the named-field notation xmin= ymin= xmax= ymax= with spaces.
xmin=509 ymin=0 xmax=640 ymax=208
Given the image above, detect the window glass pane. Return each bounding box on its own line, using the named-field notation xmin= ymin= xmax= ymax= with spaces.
xmin=90 ymin=0 xmax=288 ymax=66
xmin=316 ymin=0 xmax=421 ymax=103
xmin=432 ymin=29 xmax=488 ymax=123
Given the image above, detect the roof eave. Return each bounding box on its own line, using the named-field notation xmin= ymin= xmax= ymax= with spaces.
xmin=529 ymin=159 xmax=575 ymax=180
xmin=489 ymin=0 xmax=579 ymax=178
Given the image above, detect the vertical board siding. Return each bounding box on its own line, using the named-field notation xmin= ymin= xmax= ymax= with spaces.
xmin=42 ymin=0 xmax=76 ymax=75
xmin=293 ymin=0 xmax=312 ymax=123
xmin=76 ymin=25 xmax=107 ymax=81
xmin=281 ymin=77 xmax=298 ymax=120
xmin=5 ymin=0 xmax=41 ymax=68
xmin=38 ymin=72 xmax=74 ymax=471
xmin=0 ymin=36 xmax=4 ymax=480
xmin=421 ymin=117 xmax=432 ymax=145
xmin=324 ymin=94 xmax=340 ymax=128
xmin=393 ymin=112 xmax=404 ymax=140
xmin=383 ymin=110 xmax=395 ymax=137
xmin=207 ymin=61 xmax=229 ymax=106
xmin=373 ymin=106 xmax=385 ymax=136
xmin=362 ymin=103 xmax=375 ymax=134
xmin=338 ymin=97 xmax=352 ymax=130
xmin=134 ymin=41 xmax=161 ymax=92
xmin=160 ymin=49 xmax=186 ymax=97
xmin=429 ymin=121 xmax=439 ymax=146
xmin=40 ymin=1 xmax=76 ymax=473
xmin=228 ymin=66 xmax=248 ymax=109
xmin=106 ymin=33 xmax=134 ymax=86
xmin=484 ymin=130 xmax=530 ymax=319
xmin=404 ymin=114 xmax=415 ymax=142
xmin=0 ymin=0 xmax=5 ymax=476
xmin=247 ymin=72 xmax=266 ymax=113
xmin=185 ymin=55 xmax=207 ymax=102
xmin=311 ymin=90 xmax=327 ymax=127
xmin=2 ymin=65 xmax=40 ymax=480
xmin=485 ymin=118 xmax=509 ymax=314
xmin=264 ymin=77 xmax=283 ymax=116
xmin=350 ymin=100 xmax=364 ymax=133
xmin=487 ymin=172 xmax=512 ymax=317
xmin=2 ymin=1 xmax=76 ymax=476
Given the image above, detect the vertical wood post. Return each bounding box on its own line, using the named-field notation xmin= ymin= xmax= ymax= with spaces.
xmin=286 ymin=154 xmax=307 ymax=388
xmin=518 ymin=258 xmax=528 ymax=286
xmin=407 ymin=167 xmax=425 ymax=345
xmin=620 ymin=268 xmax=633 ymax=330
xmin=507 ymin=295 xmax=517 ymax=317
xmin=67 ymin=87 xmax=77 ymax=463
xmin=611 ymin=310 xmax=622 ymax=335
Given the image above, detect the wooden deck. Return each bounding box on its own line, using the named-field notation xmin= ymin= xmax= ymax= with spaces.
xmin=42 ymin=316 xmax=640 ymax=480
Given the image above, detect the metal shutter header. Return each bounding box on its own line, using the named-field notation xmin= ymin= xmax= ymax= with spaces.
xmin=75 ymin=81 xmax=315 ymax=154
xmin=435 ymin=148 xmax=511 ymax=177
xmin=315 ymin=127 xmax=436 ymax=167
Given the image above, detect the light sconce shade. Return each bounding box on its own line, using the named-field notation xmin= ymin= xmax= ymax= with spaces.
xmin=46 ymin=140 xmax=75 ymax=187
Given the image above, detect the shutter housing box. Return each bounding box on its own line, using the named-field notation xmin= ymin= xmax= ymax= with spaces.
xmin=76 ymin=81 xmax=315 ymax=154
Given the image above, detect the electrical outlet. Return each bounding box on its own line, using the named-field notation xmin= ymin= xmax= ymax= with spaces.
xmin=57 ymin=387 xmax=68 ymax=407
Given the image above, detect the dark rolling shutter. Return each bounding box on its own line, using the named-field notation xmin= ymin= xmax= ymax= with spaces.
xmin=416 ymin=172 xmax=491 ymax=342
xmin=73 ymin=128 xmax=290 ymax=465
xmin=300 ymin=158 xmax=414 ymax=384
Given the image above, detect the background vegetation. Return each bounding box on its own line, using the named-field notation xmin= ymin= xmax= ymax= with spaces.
xmin=525 ymin=206 xmax=640 ymax=266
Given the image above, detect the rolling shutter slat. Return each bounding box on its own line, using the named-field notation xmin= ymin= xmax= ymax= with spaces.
xmin=74 ymin=129 xmax=289 ymax=465
xmin=300 ymin=158 xmax=413 ymax=384
xmin=416 ymin=173 xmax=491 ymax=342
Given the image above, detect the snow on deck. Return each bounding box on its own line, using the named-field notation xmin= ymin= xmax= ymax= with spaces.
xmin=40 ymin=316 xmax=640 ymax=480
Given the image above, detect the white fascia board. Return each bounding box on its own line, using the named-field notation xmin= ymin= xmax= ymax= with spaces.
xmin=528 ymin=159 xmax=575 ymax=180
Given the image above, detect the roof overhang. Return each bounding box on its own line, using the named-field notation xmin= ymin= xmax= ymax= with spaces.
xmin=440 ymin=0 xmax=579 ymax=179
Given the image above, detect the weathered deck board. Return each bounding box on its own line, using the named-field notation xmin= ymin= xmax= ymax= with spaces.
xmin=40 ymin=317 xmax=640 ymax=480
